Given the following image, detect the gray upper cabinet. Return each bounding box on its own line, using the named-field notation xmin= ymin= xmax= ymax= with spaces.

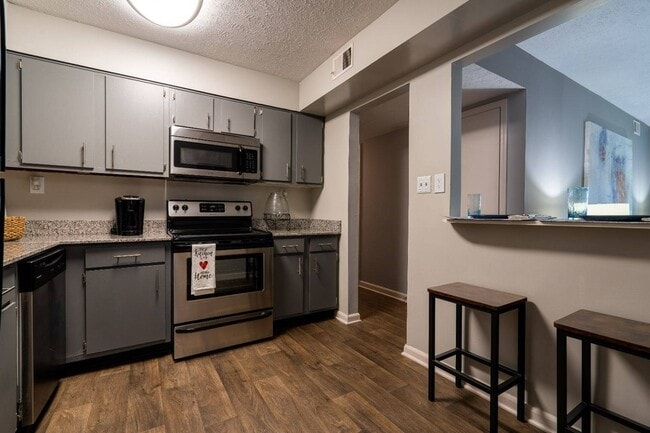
xmin=171 ymin=90 xmax=213 ymax=130
xmin=20 ymin=57 xmax=96 ymax=169
xmin=105 ymin=76 xmax=166 ymax=175
xmin=259 ymin=108 xmax=292 ymax=182
xmin=293 ymin=114 xmax=324 ymax=185
xmin=215 ymin=98 xmax=256 ymax=136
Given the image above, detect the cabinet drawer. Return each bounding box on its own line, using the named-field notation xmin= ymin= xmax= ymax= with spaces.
xmin=2 ymin=265 xmax=16 ymax=291
xmin=85 ymin=244 xmax=165 ymax=269
xmin=309 ymin=236 xmax=338 ymax=252
xmin=274 ymin=238 xmax=304 ymax=255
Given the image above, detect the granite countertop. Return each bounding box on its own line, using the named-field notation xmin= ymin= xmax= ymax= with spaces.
xmin=3 ymin=220 xmax=171 ymax=266
xmin=253 ymin=218 xmax=341 ymax=238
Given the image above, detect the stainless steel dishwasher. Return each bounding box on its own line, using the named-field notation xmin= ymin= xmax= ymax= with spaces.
xmin=18 ymin=248 xmax=66 ymax=430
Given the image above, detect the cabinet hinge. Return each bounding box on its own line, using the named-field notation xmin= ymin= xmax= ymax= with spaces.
xmin=18 ymin=59 xmax=22 ymax=70
xmin=17 ymin=150 xmax=23 ymax=163
xmin=82 ymin=340 xmax=87 ymax=354
xmin=172 ymin=92 xmax=176 ymax=101
xmin=163 ymin=89 xmax=166 ymax=98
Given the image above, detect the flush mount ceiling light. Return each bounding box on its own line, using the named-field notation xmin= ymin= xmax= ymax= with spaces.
xmin=127 ymin=0 xmax=203 ymax=28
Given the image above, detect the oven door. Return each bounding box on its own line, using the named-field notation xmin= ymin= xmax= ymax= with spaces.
xmin=170 ymin=134 xmax=260 ymax=181
xmin=173 ymin=246 xmax=272 ymax=324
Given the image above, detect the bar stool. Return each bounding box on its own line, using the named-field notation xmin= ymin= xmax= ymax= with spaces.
xmin=428 ymin=282 xmax=527 ymax=433
xmin=555 ymin=310 xmax=650 ymax=433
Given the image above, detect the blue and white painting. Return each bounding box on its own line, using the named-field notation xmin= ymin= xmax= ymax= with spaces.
xmin=584 ymin=121 xmax=632 ymax=204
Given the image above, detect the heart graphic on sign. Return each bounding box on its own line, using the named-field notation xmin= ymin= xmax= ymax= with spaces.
xmin=199 ymin=261 xmax=208 ymax=270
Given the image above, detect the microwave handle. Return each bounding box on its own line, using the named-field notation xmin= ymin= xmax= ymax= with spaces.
xmin=237 ymin=146 xmax=243 ymax=175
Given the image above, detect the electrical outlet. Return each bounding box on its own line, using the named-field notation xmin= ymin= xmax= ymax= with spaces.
xmin=30 ymin=176 xmax=45 ymax=194
xmin=434 ymin=173 xmax=445 ymax=193
xmin=417 ymin=175 xmax=431 ymax=194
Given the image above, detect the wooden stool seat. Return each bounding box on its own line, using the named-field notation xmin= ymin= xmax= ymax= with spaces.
xmin=555 ymin=310 xmax=650 ymax=433
xmin=428 ymin=282 xmax=527 ymax=433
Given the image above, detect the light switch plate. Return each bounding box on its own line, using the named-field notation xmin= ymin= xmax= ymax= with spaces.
xmin=434 ymin=173 xmax=445 ymax=193
xmin=29 ymin=176 xmax=45 ymax=194
xmin=417 ymin=175 xmax=431 ymax=194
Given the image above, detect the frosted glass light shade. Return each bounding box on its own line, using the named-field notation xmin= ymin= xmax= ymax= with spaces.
xmin=127 ymin=0 xmax=203 ymax=28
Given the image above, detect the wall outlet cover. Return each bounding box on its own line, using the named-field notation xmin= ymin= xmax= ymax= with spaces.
xmin=434 ymin=173 xmax=445 ymax=193
xmin=30 ymin=176 xmax=45 ymax=194
xmin=417 ymin=175 xmax=431 ymax=194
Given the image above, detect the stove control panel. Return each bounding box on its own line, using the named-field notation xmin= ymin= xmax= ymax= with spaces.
xmin=167 ymin=200 xmax=252 ymax=217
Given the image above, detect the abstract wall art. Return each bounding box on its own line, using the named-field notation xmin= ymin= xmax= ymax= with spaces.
xmin=584 ymin=121 xmax=632 ymax=204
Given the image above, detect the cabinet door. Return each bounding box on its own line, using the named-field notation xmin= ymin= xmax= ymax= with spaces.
xmin=293 ymin=114 xmax=324 ymax=184
xmin=85 ymin=264 xmax=166 ymax=354
xmin=259 ymin=108 xmax=292 ymax=182
xmin=308 ymin=252 xmax=338 ymax=312
xmin=215 ymin=98 xmax=256 ymax=136
xmin=171 ymin=90 xmax=213 ymax=130
xmin=273 ymin=255 xmax=304 ymax=319
xmin=0 ymin=290 xmax=17 ymax=433
xmin=21 ymin=57 xmax=96 ymax=169
xmin=105 ymin=76 xmax=166 ymax=174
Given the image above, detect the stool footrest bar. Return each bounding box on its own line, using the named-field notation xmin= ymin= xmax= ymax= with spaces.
xmin=433 ymin=360 xmax=491 ymax=394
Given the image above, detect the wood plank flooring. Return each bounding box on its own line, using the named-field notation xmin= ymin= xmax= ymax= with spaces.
xmin=36 ymin=288 xmax=543 ymax=433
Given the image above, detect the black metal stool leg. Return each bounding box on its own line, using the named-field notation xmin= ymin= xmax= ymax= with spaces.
xmin=490 ymin=312 xmax=500 ymax=433
xmin=517 ymin=303 xmax=526 ymax=421
xmin=582 ymin=340 xmax=592 ymax=433
xmin=428 ymin=294 xmax=436 ymax=401
xmin=557 ymin=330 xmax=568 ymax=433
xmin=455 ymin=304 xmax=463 ymax=388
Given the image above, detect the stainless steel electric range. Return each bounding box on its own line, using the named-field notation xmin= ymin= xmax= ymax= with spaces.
xmin=167 ymin=200 xmax=273 ymax=360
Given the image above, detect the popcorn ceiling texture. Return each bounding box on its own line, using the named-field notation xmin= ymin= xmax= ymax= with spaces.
xmin=9 ymin=0 xmax=397 ymax=81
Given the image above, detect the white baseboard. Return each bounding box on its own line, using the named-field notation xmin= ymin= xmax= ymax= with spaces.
xmin=359 ymin=281 xmax=407 ymax=302
xmin=401 ymin=344 xmax=556 ymax=433
xmin=336 ymin=311 xmax=362 ymax=325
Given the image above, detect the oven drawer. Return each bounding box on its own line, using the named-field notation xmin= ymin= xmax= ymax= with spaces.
xmin=173 ymin=309 xmax=273 ymax=360
xmin=274 ymin=238 xmax=304 ymax=255
xmin=85 ymin=244 xmax=166 ymax=269
xmin=309 ymin=236 xmax=338 ymax=252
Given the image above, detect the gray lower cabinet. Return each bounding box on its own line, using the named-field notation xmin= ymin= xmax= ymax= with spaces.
xmin=64 ymin=243 xmax=170 ymax=361
xmin=259 ymin=107 xmax=292 ymax=182
xmin=171 ymin=89 xmax=213 ymax=130
xmin=293 ymin=113 xmax=324 ymax=185
xmin=85 ymin=264 xmax=166 ymax=354
xmin=105 ymin=76 xmax=167 ymax=175
xmin=215 ymin=98 xmax=257 ymax=136
xmin=273 ymin=236 xmax=338 ymax=320
xmin=1 ymin=266 xmax=18 ymax=433
xmin=16 ymin=56 xmax=97 ymax=170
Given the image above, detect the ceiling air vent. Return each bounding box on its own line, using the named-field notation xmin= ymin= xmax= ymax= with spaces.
xmin=633 ymin=119 xmax=641 ymax=136
xmin=331 ymin=43 xmax=353 ymax=80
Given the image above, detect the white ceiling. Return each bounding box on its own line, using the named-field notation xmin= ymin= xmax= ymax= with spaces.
xmin=8 ymin=0 xmax=397 ymax=82
xmin=517 ymin=0 xmax=650 ymax=125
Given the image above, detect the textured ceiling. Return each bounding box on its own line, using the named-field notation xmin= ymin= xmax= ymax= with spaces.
xmin=8 ymin=0 xmax=397 ymax=82
xmin=358 ymin=90 xmax=409 ymax=141
xmin=462 ymin=64 xmax=523 ymax=108
xmin=517 ymin=0 xmax=650 ymax=125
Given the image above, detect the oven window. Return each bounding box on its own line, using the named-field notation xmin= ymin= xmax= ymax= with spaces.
xmin=175 ymin=140 xmax=238 ymax=171
xmin=186 ymin=253 xmax=264 ymax=299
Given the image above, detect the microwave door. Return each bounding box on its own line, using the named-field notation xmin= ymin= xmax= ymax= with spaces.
xmin=171 ymin=139 xmax=242 ymax=179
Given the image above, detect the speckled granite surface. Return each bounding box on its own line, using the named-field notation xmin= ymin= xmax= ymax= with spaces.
xmin=253 ymin=218 xmax=341 ymax=237
xmin=4 ymin=220 xmax=170 ymax=266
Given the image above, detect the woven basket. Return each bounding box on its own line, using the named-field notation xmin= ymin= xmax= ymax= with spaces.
xmin=4 ymin=216 xmax=26 ymax=241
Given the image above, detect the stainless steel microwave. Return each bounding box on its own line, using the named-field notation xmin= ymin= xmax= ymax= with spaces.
xmin=170 ymin=126 xmax=261 ymax=182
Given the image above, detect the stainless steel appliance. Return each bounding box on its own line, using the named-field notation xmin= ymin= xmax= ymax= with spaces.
xmin=169 ymin=126 xmax=261 ymax=182
xmin=112 ymin=195 xmax=145 ymax=236
xmin=18 ymin=248 xmax=66 ymax=430
xmin=168 ymin=200 xmax=273 ymax=360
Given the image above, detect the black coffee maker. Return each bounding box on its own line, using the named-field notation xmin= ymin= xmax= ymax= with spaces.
xmin=112 ymin=196 xmax=145 ymax=236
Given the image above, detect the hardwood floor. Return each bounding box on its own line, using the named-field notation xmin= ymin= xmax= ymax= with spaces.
xmin=36 ymin=288 xmax=543 ymax=433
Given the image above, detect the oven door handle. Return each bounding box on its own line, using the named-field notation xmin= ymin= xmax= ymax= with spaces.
xmin=175 ymin=310 xmax=272 ymax=334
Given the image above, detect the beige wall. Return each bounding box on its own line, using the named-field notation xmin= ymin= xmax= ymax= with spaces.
xmin=319 ymin=6 xmax=650 ymax=433
xmin=360 ymin=128 xmax=408 ymax=294
xmin=4 ymin=170 xmax=314 ymax=221
xmin=6 ymin=4 xmax=299 ymax=110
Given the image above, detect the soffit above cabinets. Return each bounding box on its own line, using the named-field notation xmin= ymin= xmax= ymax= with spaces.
xmin=8 ymin=0 xmax=397 ymax=82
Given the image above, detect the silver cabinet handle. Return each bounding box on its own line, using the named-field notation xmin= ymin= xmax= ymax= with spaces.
xmin=207 ymin=113 xmax=211 ymax=129
xmin=318 ymin=243 xmax=333 ymax=248
xmin=286 ymin=163 xmax=290 ymax=180
xmin=114 ymin=253 xmax=141 ymax=263
xmin=155 ymin=269 xmax=160 ymax=296
xmin=111 ymin=145 xmax=115 ymax=168
xmin=298 ymin=256 xmax=303 ymax=276
xmin=227 ymin=118 xmax=231 ymax=132
xmin=81 ymin=143 xmax=86 ymax=167
xmin=282 ymin=244 xmax=300 ymax=250
xmin=301 ymin=165 xmax=306 ymax=181
xmin=172 ymin=115 xmax=176 ymax=124
xmin=1 ymin=286 xmax=16 ymax=296
xmin=312 ymin=258 xmax=319 ymax=274
xmin=1 ymin=301 xmax=15 ymax=313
